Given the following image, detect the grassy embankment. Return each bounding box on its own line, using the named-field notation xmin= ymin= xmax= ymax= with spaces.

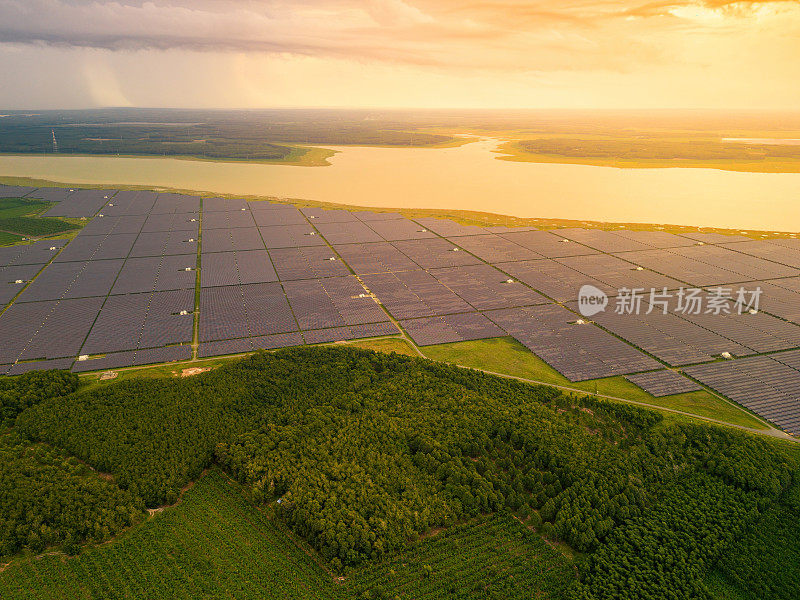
xmin=73 ymin=335 xmax=772 ymax=435
xmin=422 ymin=336 xmax=770 ymax=431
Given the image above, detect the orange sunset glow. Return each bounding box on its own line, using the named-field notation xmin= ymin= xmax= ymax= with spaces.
xmin=1 ymin=1 xmax=799 ymax=109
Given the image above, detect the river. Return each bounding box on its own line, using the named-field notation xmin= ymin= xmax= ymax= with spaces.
xmin=1 ymin=139 xmax=798 ymax=231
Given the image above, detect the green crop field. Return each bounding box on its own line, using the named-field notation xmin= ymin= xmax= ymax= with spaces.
xmin=0 ymin=197 xmax=77 ymax=242
xmin=0 ymin=231 xmax=23 ymax=245
xmin=0 ymin=216 xmax=75 ymax=237
xmin=0 ymin=348 xmax=797 ymax=600
xmin=0 ymin=470 xmax=337 ymax=600
xmin=0 ymin=471 xmax=572 ymax=600
xmin=350 ymin=514 xmax=573 ymax=600
xmin=0 ymin=198 xmax=51 ymax=218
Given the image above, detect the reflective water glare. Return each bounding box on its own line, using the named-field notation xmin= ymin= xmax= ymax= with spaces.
xmin=1 ymin=139 xmax=799 ymax=230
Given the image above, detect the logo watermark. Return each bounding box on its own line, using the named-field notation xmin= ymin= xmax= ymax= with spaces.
xmin=577 ymin=286 xmax=762 ymax=317
xmin=578 ymin=285 xmax=608 ymax=316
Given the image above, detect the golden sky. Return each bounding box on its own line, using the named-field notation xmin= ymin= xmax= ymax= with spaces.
xmin=0 ymin=1 xmax=798 ymax=109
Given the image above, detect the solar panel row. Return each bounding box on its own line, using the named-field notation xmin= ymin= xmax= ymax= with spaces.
xmin=0 ymin=240 xmax=66 ymax=268
xmin=683 ymin=355 xmax=800 ymax=435
xmin=198 ymin=332 xmax=305 ymax=358
xmin=624 ymin=370 xmax=702 ymax=397
xmin=333 ymin=242 xmax=419 ymax=274
xmin=430 ymin=264 xmax=548 ymax=311
xmin=401 ymin=312 xmax=504 ymax=346
xmin=39 ymin=189 xmax=116 ymax=218
xmin=201 ymin=250 xmax=276 ymax=287
xmin=303 ymin=321 xmax=399 ymax=345
xmin=487 ymin=304 xmax=660 ymax=381
xmin=71 ymin=344 xmax=191 ymax=373
xmin=352 ymin=210 xmax=404 ymax=222
xmin=361 ymin=270 xmax=473 ymax=319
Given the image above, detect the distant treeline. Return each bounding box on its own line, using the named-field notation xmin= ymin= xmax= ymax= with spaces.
xmin=0 ymin=110 xmax=453 ymax=161
xmin=517 ymin=138 xmax=800 ymax=161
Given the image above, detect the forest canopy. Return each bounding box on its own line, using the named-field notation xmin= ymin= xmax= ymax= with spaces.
xmin=2 ymin=348 xmax=798 ymax=599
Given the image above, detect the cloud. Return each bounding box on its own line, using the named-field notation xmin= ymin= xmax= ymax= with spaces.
xmin=0 ymin=0 xmax=797 ymax=74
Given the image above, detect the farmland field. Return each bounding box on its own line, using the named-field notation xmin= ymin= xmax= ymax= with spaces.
xmin=0 ymin=471 xmax=337 ymax=600
xmin=0 ymin=197 xmax=76 ymax=241
xmin=0 ymin=231 xmax=23 ymax=245
xmin=0 ymin=471 xmax=573 ymax=600
xmin=349 ymin=514 xmax=573 ymax=600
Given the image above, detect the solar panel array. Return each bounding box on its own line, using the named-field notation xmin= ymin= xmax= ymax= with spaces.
xmin=445 ymin=234 xmax=539 ymax=263
xmin=719 ymin=240 xmax=800 ymax=269
xmin=499 ymin=230 xmax=598 ymax=258
xmin=19 ymin=188 xmax=118 ymax=218
xmin=393 ymin=238 xmax=483 ymax=269
xmin=366 ymin=218 xmax=436 ymax=241
xmin=333 ymin=242 xmax=419 ymax=274
xmin=270 ymin=246 xmax=349 ymax=280
xmin=684 ymin=352 xmax=800 ymax=435
xmin=557 ymin=228 xmax=654 ymax=253
xmin=497 ymin=259 xmax=614 ymax=302
xmin=402 ymin=312 xmax=504 ymax=346
xmin=556 ymin=254 xmax=685 ymax=292
xmin=625 ymin=370 xmax=702 ymax=397
xmin=0 ymin=240 xmax=65 ymax=309
xmin=615 ymin=247 xmax=800 ymax=287
xmin=361 ymin=270 xmax=473 ymax=319
xmin=749 ymin=278 xmax=800 ymax=324
xmin=0 ymin=189 xmax=201 ymax=371
xmin=611 ymin=229 xmax=695 ymax=249
xmin=487 ymin=304 xmax=660 ymax=381
xmin=0 ymin=185 xmax=36 ymax=198
xmin=2 ymin=183 xmax=799 ymax=435
xmin=430 ymin=264 xmax=548 ymax=310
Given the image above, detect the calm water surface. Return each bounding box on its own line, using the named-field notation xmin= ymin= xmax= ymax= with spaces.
xmin=1 ymin=139 xmax=798 ymax=230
